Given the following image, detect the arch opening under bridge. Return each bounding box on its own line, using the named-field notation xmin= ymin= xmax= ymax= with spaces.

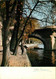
xmin=28 ymin=34 xmax=46 ymax=49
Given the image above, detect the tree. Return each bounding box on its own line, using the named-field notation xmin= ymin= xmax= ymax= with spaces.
xmin=22 ymin=18 xmax=40 ymax=41
xmin=0 ymin=0 xmax=17 ymax=66
xmin=10 ymin=0 xmax=25 ymax=55
xmin=0 ymin=0 xmax=26 ymax=66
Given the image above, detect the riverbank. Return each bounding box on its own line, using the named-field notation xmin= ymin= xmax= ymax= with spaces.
xmin=0 ymin=46 xmax=31 ymax=67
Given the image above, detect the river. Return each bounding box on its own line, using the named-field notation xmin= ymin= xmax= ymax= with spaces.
xmin=27 ymin=43 xmax=56 ymax=66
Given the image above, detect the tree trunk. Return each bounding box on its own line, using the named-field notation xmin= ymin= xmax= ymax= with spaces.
xmin=1 ymin=1 xmax=17 ymax=66
xmin=1 ymin=1 xmax=9 ymax=66
xmin=1 ymin=22 xmax=9 ymax=66
xmin=10 ymin=0 xmax=25 ymax=54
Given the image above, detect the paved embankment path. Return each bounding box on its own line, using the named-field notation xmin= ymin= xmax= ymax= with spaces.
xmin=24 ymin=44 xmax=38 ymax=48
xmin=0 ymin=46 xmax=31 ymax=67
xmin=7 ymin=46 xmax=31 ymax=66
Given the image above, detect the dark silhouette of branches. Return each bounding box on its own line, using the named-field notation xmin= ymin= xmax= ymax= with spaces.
xmin=13 ymin=0 xmax=39 ymax=54
xmin=10 ymin=0 xmax=25 ymax=55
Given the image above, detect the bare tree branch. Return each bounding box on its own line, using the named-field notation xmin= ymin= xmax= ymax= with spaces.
xmin=13 ymin=0 xmax=40 ymax=54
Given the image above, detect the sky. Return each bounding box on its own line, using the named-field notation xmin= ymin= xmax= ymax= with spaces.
xmin=23 ymin=0 xmax=56 ymax=27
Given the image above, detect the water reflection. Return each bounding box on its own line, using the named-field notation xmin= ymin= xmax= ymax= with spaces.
xmin=27 ymin=48 xmax=56 ymax=66
xmin=33 ymin=49 xmax=44 ymax=60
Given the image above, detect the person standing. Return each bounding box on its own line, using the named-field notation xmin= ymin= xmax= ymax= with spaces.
xmin=21 ymin=40 xmax=24 ymax=55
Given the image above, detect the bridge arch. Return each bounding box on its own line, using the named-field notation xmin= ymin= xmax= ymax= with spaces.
xmin=28 ymin=34 xmax=47 ymax=49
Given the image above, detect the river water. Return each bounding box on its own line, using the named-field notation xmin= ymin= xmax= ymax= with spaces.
xmin=27 ymin=44 xmax=56 ymax=66
xmin=37 ymin=44 xmax=44 ymax=60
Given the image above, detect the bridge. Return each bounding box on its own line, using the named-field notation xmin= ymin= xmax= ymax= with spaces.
xmin=29 ymin=26 xmax=56 ymax=50
xmin=28 ymin=26 xmax=56 ymax=65
xmin=9 ymin=26 xmax=56 ymax=51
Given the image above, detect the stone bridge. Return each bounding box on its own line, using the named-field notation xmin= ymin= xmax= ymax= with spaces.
xmin=29 ymin=26 xmax=56 ymax=51
xmin=1 ymin=25 xmax=56 ymax=51
xmin=28 ymin=26 xmax=56 ymax=65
